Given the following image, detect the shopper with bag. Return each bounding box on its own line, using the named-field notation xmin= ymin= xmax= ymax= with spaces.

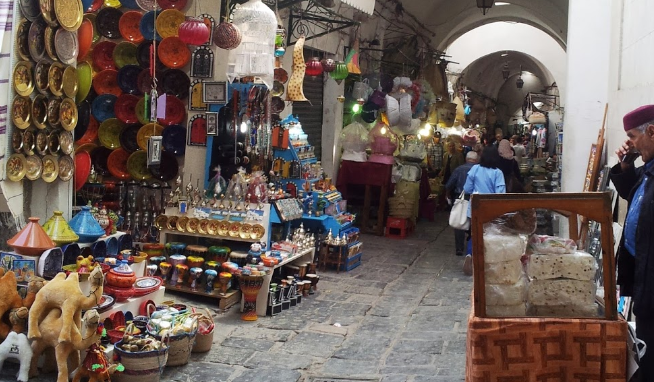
xmin=460 ymin=145 xmax=506 ymax=275
xmin=445 ymin=151 xmax=479 ymax=257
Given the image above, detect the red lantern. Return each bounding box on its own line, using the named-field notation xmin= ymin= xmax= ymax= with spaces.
xmin=213 ymin=22 xmax=242 ymax=50
xmin=178 ymin=17 xmax=210 ymax=46
xmin=321 ymin=58 xmax=336 ymax=73
xmin=305 ymin=57 xmax=323 ymax=77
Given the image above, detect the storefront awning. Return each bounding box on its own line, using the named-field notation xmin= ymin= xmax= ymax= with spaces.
xmin=341 ymin=0 xmax=375 ymax=15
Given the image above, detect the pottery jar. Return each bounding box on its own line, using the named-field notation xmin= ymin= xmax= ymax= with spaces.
xmin=106 ymin=261 xmax=137 ymax=288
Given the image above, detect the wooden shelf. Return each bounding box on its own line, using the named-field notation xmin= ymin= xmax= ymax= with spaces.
xmin=165 ymin=284 xmax=241 ymax=310
xmin=161 ymin=229 xmax=261 ymax=244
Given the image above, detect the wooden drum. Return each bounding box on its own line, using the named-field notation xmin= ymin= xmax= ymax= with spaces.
xmin=185 ymin=245 xmax=207 ymax=268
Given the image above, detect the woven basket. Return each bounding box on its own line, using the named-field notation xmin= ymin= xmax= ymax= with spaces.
xmin=148 ymin=320 xmax=198 ymax=366
xmin=113 ymin=332 xmax=169 ymax=382
xmin=191 ymin=308 xmax=215 ymax=353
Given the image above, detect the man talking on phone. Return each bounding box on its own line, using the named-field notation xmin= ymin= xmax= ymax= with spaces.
xmin=610 ymin=105 xmax=654 ymax=381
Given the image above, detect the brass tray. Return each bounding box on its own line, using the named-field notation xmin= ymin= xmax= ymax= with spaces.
xmin=48 ymin=62 xmax=64 ymax=96
xmin=250 ymin=224 xmax=265 ymax=240
xmin=59 ymin=97 xmax=77 ymax=131
xmin=22 ymin=130 xmax=35 ymax=156
xmin=62 ymin=65 xmax=78 ymax=98
xmin=207 ymin=220 xmax=220 ymax=236
xmin=6 ymin=154 xmax=27 ymax=182
xmin=228 ymin=222 xmax=241 ymax=238
xmin=197 ymin=219 xmax=209 ymax=235
xmin=166 ymin=215 xmax=178 ymax=231
xmin=11 ymin=96 xmax=32 ymax=130
xmin=25 ymin=155 xmax=43 ymax=181
xmin=47 ymin=98 xmax=62 ymax=127
xmin=59 ymin=130 xmax=74 ymax=155
xmin=32 ymin=94 xmax=48 ymax=129
xmin=154 ymin=214 xmax=168 ymax=229
xmin=186 ymin=217 xmax=199 ymax=233
xmin=41 ymin=154 xmax=59 ymax=183
xmin=12 ymin=131 xmax=24 ymax=153
xmin=44 ymin=25 xmax=59 ymax=62
xmin=58 ymin=155 xmax=74 ymax=181
xmin=35 ymin=131 xmax=49 ymax=155
xmin=34 ymin=60 xmax=51 ymax=95
xmin=13 ymin=61 xmax=34 ymax=97
xmin=176 ymin=216 xmax=189 ymax=232
xmin=54 ymin=0 xmax=83 ymax=32
xmin=238 ymin=223 xmax=252 ymax=240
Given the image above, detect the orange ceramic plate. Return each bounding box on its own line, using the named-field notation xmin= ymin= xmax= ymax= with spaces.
xmin=93 ymin=69 xmax=121 ymax=96
xmin=107 ymin=147 xmax=131 ymax=179
xmin=158 ymin=37 xmax=189 ymax=69
xmin=77 ymin=19 xmax=93 ymax=60
xmin=136 ymin=123 xmax=163 ymax=151
xmin=119 ymin=11 xmax=144 ymax=43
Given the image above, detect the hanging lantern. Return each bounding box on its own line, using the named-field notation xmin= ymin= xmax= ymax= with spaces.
xmin=286 ymin=35 xmax=308 ymax=101
xmin=321 ymin=58 xmax=336 ymax=73
xmin=345 ymin=39 xmax=361 ymax=75
xmin=330 ymin=61 xmax=348 ymax=84
xmin=501 ymin=62 xmax=510 ymax=81
xmin=179 ymin=17 xmax=210 ymax=46
xmin=213 ymin=21 xmax=242 ymax=50
xmin=305 ymin=57 xmax=323 ymax=77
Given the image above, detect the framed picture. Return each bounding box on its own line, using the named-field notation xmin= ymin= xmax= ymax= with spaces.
xmin=190 ymin=47 xmax=214 ymax=78
xmin=0 ymin=252 xmax=22 ymax=271
xmin=189 ymin=80 xmax=208 ymax=111
xmin=147 ymin=136 xmax=163 ymax=166
xmin=12 ymin=259 xmax=36 ymax=282
xmin=188 ymin=114 xmax=207 ymax=146
xmin=203 ymin=81 xmax=227 ymax=104
xmin=206 ymin=112 xmax=218 ymax=136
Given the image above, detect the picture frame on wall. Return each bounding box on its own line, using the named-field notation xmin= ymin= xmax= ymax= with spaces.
xmin=189 ymin=80 xmax=208 ymax=112
xmin=206 ymin=112 xmax=218 ymax=136
xmin=203 ymin=81 xmax=227 ymax=104
xmin=190 ymin=47 xmax=214 ymax=78
xmin=188 ymin=114 xmax=207 ymax=146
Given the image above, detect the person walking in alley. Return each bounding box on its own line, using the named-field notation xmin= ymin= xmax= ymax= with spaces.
xmin=610 ymin=105 xmax=654 ymax=382
xmin=445 ymin=151 xmax=479 ymax=257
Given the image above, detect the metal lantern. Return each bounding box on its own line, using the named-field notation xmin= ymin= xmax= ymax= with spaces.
xmin=329 ymin=61 xmax=348 ymax=84
xmin=476 ymin=0 xmax=494 ymax=15
xmin=179 ymin=17 xmax=210 ymax=46
xmin=516 ymin=76 xmax=524 ymax=89
xmin=213 ymin=22 xmax=242 ymax=50
xmin=305 ymin=57 xmax=323 ymax=77
xmin=321 ymin=58 xmax=336 ymax=73
xmin=501 ymin=62 xmax=510 ymax=80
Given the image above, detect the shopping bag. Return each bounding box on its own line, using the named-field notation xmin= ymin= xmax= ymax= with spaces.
xmin=449 ymin=191 xmax=470 ymax=230
xmin=628 ymin=321 xmax=646 ymax=382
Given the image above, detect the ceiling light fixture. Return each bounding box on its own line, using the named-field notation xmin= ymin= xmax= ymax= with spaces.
xmin=476 ymin=0 xmax=495 ymax=15
xmin=501 ymin=52 xmax=508 ymax=57
xmin=495 ymin=2 xmax=510 ymax=5
xmin=516 ymin=65 xmax=524 ymax=89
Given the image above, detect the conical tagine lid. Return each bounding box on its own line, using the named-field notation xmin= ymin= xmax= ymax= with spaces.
xmin=43 ymin=211 xmax=79 ymax=246
xmin=7 ymin=217 xmax=56 ymax=256
xmin=68 ymin=206 xmax=106 ymax=243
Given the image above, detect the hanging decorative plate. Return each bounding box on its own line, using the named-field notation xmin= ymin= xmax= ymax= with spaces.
xmin=154 ymin=215 xmax=168 ymax=229
xmin=188 ymin=80 xmax=207 ymax=111
xmin=187 ymin=114 xmax=207 ymax=146
xmin=96 ymin=7 xmax=123 ymax=39
xmin=117 ymin=65 xmax=143 ymax=95
xmin=48 ymin=62 xmax=64 ymax=96
xmin=104 ymin=0 xmax=121 ymax=8
xmin=200 ymin=14 xmax=215 ymax=46
xmin=136 ymin=0 xmax=158 ymax=12
xmin=35 ymin=131 xmax=49 ymax=155
xmin=162 ymin=124 xmax=185 ymax=155
xmin=19 ymin=0 xmax=41 ymax=22
xmin=93 ymin=69 xmax=121 ymax=97
xmin=54 ymin=28 xmax=78 ymax=65
xmin=54 ymin=0 xmax=83 ymax=32
xmin=274 ymin=67 xmax=288 ymax=84
xmin=190 ymin=47 xmax=213 ymax=78
xmin=155 ymin=9 xmax=184 ymax=38
xmin=12 ymin=96 xmax=32 ymax=130
xmin=119 ymin=11 xmax=144 ymax=43
xmin=62 ymin=66 xmax=78 ymax=98
xmin=75 ymin=100 xmax=90 ymax=141
xmin=98 ymin=118 xmax=126 ymax=149
xmin=44 ymin=26 xmax=59 ymax=62
xmin=206 ymin=220 xmax=219 ymax=235
xmin=90 ymin=146 xmax=111 ymax=175
xmin=76 ymin=62 xmax=93 ymax=103
xmin=47 ymin=132 xmax=60 ymax=154
xmin=91 ymin=94 xmax=118 ymax=122
xmin=39 ymin=0 xmax=58 ymax=27
xmin=158 ymin=37 xmax=190 ymax=69
xmin=59 ymin=131 xmax=74 ymax=155
xmin=6 ymin=154 xmax=27 ymax=182
xmin=58 ymin=155 xmax=74 ymax=181
xmin=41 ymin=155 xmax=59 ymax=183
xmin=127 ymin=150 xmax=152 ymax=180
xmin=149 ymin=150 xmax=178 ymax=181
xmin=135 ymin=97 xmax=150 ymax=125
xmin=28 ymin=19 xmax=47 ymax=62
xmin=77 ymin=115 xmax=99 ymax=145
xmin=31 ymin=95 xmax=48 ymax=130
xmin=133 ymin=276 xmax=162 ymax=296
xmin=156 ymin=0 xmax=184 ymax=10
xmin=136 ymin=123 xmax=163 ymax=150
xmin=120 ymin=0 xmax=138 ymax=9
xmin=91 ymin=41 xmax=117 ymax=71
xmin=12 ymin=131 xmax=24 ymax=153
xmin=157 ymin=94 xmax=185 ymax=126
xmin=271 ymin=80 xmax=284 ymax=97
xmin=34 ymin=60 xmax=50 ymax=95
xmin=13 ymin=62 xmax=34 ymax=97
xmin=77 ymin=19 xmax=93 ymax=60
xmin=107 ymin=148 xmax=131 ymax=179
xmin=176 ymin=216 xmax=188 ymax=232
xmin=271 ymin=96 xmax=285 ymax=114
xmin=136 ymin=40 xmax=154 ymax=68
xmin=113 ymin=41 xmax=139 ymax=68
xmin=22 ymin=131 xmax=35 ymax=156
xmin=114 ymin=95 xmax=139 ymax=125
xmin=75 ymin=151 xmax=92 ymax=190
xmin=25 ymin=155 xmax=43 ymax=181
xmin=59 ymin=98 xmax=78 ymax=131
xmin=161 ymin=69 xmax=190 ymax=99
xmin=84 ymin=14 xmax=100 ymax=43
xmin=140 ymin=11 xmax=161 ymax=41
xmin=17 ymin=21 xmax=32 ymax=61
xmin=119 ymin=124 xmax=141 ymax=153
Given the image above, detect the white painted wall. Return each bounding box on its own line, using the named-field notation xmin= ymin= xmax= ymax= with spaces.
xmin=561 ymin=0 xmax=611 ymax=192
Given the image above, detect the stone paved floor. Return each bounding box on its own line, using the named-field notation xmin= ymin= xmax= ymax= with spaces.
xmin=0 ymin=212 xmax=472 ymax=382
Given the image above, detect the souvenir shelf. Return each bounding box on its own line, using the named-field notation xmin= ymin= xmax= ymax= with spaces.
xmin=271 ymin=116 xmax=319 ymax=192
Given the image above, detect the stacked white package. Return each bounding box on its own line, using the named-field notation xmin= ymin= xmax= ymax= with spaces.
xmin=527 ymin=251 xmax=597 ymax=281
xmin=483 ymin=232 xmax=528 ymax=316
xmin=484 ymin=233 xmax=528 ymax=263
xmin=528 ymin=279 xmax=596 ymax=307
xmin=485 ymin=260 xmax=523 ymax=284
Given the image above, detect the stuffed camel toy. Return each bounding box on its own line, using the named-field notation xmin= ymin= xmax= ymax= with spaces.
xmin=0 ymin=269 xmax=46 ymax=340
xmin=0 ymin=307 xmax=32 ymax=382
xmin=28 ymin=266 xmax=103 ymax=344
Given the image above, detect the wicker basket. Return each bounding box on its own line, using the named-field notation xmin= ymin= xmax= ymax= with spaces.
xmin=148 ymin=320 xmax=198 ymax=367
xmin=113 ymin=332 xmax=169 ymax=382
xmin=191 ymin=308 xmax=215 ymax=353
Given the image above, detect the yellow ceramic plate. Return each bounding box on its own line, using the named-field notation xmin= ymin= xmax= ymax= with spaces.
xmin=175 ymin=216 xmax=188 ymax=232
xmin=35 ymin=60 xmax=51 ymax=95
xmin=155 ymin=9 xmax=184 ymax=38
xmin=54 ymin=0 xmax=83 ymax=31
xmin=59 ymin=97 xmax=78 ymax=131
xmin=186 ymin=217 xmax=199 ymax=233
xmin=11 ymin=96 xmax=32 ymax=130
xmin=154 ymin=214 xmax=168 ymax=229
xmin=136 ymin=123 xmax=163 ymax=151
xmin=13 ymin=61 xmax=34 ymax=96
xmin=207 ymin=220 xmax=219 ymax=235
xmin=58 ymin=155 xmax=74 ymax=181
xmin=250 ymin=224 xmax=265 ymax=240
xmin=25 ymin=155 xmax=43 ymax=181
xmin=126 ymin=150 xmax=152 ymax=180
xmin=48 ymin=62 xmax=65 ymax=96
xmin=6 ymin=154 xmax=27 ymax=182
xmin=98 ymin=118 xmax=126 ymax=149
xmin=197 ymin=219 xmax=209 ymax=235
xmin=41 ymin=154 xmax=59 ymax=183
xmin=62 ymin=65 xmax=78 ymax=98
xmin=32 ymin=94 xmax=48 ymax=129
xmin=166 ymin=215 xmax=178 ymax=230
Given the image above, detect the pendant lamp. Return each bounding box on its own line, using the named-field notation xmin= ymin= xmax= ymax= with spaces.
xmin=179 ymin=17 xmax=210 ymax=46
xmin=321 ymin=58 xmax=336 ymax=73
xmin=330 ymin=61 xmax=348 ymax=84
xmin=305 ymin=57 xmax=323 ymax=77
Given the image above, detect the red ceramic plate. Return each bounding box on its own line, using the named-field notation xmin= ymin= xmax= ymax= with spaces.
xmin=119 ymin=11 xmax=144 ymax=43
xmin=158 ymin=37 xmax=189 ymax=69
xmin=74 ymin=151 xmax=91 ymax=191
xmin=156 ymin=0 xmax=185 ymax=9
xmin=87 ymin=0 xmax=102 ymax=12
xmin=93 ymin=69 xmax=121 ymax=97
xmin=156 ymin=94 xmax=185 ymax=126
xmin=114 ymin=94 xmax=140 ymax=124
xmin=77 ymin=19 xmax=93 ymax=61
xmin=92 ymin=41 xmax=117 ymax=71
xmin=77 ymin=115 xmax=99 ymax=144
xmin=107 ymin=148 xmax=131 ymax=179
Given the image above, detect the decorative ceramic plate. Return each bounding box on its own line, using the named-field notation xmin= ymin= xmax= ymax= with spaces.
xmin=54 ymin=0 xmax=83 ymax=31
xmin=76 ymin=62 xmax=93 ymax=103
xmin=114 ymin=94 xmax=140 ymax=124
xmin=113 ymin=41 xmax=138 ymax=68
xmin=59 ymin=98 xmax=78 ymax=131
xmin=104 ymin=0 xmax=121 ymax=8
xmin=77 ymin=115 xmax=99 ymax=145
xmin=62 ymin=66 xmax=78 ymax=98
xmin=107 ymin=148 xmax=131 ymax=179
xmin=207 ymin=220 xmax=219 ymax=235
xmin=75 ymin=151 xmax=92 ymax=190
xmin=274 ymin=67 xmax=288 ymax=84
xmin=120 ymin=0 xmax=138 ymax=9
xmin=13 ymin=62 xmax=34 ymax=97
xmin=75 ymin=100 xmax=90 ymax=141
xmin=162 ymin=124 xmax=185 ymax=155
xmin=90 ymin=146 xmax=111 ymax=175
xmin=47 ymin=62 xmax=64 ymax=96
xmin=134 ymin=277 xmax=162 ymax=296
xmin=161 ymin=69 xmax=189 ymax=99
xmin=272 ymin=81 xmax=285 ymax=97
xmin=119 ymin=124 xmax=141 ymax=153
xmin=156 ymin=0 xmax=184 ymax=9
xmin=19 ymin=0 xmax=41 ymax=22
xmin=157 ymin=94 xmax=185 ymax=126
xmin=12 ymin=131 xmax=24 ymax=153
xmin=6 ymin=154 xmax=27 ymax=182
xmin=28 ymin=19 xmax=47 ymax=62
xmin=25 ymin=155 xmax=43 ymax=181
xmin=54 ymin=28 xmax=78 ymax=64
xmin=47 ymin=132 xmax=60 ymax=154
xmin=44 ymin=25 xmax=59 ymax=62
xmin=127 ymin=150 xmax=152 ymax=180
xmin=41 ymin=154 xmax=59 ymax=183
xmin=77 ymin=19 xmax=93 ymax=60
xmin=149 ymin=150 xmax=178 ymax=181
xmin=119 ymin=11 xmax=144 ymax=42
xmin=83 ymin=14 xmax=100 ymax=43
xmin=75 ymin=140 xmax=98 ymax=153
xmin=91 ymin=94 xmax=118 ymax=122
xmin=136 ymin=0 xmax=158 ymax=12
xmin=22 ymin=130 xmax=35 ymax=156
xmin=96 ymin=7 xmax=123 ymax=39
xmin=271 ymin=96 xmax=285 ymax=113
xmin=31 ymin=95 xmax=48 ymax=130
xmin=12 ymin=96 xmax=32 ymax=130
xmin=92 ymin=41 xmax=117 ymax=71
xmin=39 ymin=0 xmax=58 ymax=27
xmin=166 ymin=215 xmax=178 ymax=230
xmin=98 ymin=117 xmax=126 ymax=149
xmin=59 ymin=131 xmax=74 ymax=155
xmin=155 ymin=9 xmax=184 ymax=38
xmin=140 ymin=10 xmax=161 ymax=41
xmin=95 ymin=295 xmax=115 ymax=313
xmin=134 ymin=97 xmax=150 ymax=125
xmin=136 ymin=123 xmax=163 ymax=151
xmin=58 ymin=155 xmax=74 ymax=181
xmin=17 ymin=21 xmax=32 ymax=61
xmin=35 ymin=131 xmax=49 ymax=155
xmin=158 ymin=37 xmax=189 ymax=69
xmin=175 ymin=216 xmax=188 ymax=232
xmin=93 ymin=69 xmax=121 ymax=97
xmin=250 ymin=224 xmax=265 ymax=240
xmin=117 ymin=65 xmax=142 ymax=95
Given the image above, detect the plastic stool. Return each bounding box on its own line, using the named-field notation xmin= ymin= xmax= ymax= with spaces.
xmin=385 ymin=217 xmax=410 ymax=239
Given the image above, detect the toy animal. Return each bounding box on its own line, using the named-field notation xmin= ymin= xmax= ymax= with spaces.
xmin=72 ymin=343 xmax=121 ymax=382
xmin=0 ymin=331 xmax=32 ymax=382
xmin=28 ymin=266 xmax=103 ymax=344
xmin=0 ymin=269 xmax=46 ymax=341
xmin=29 ymin=309 xmax=101 ymax=382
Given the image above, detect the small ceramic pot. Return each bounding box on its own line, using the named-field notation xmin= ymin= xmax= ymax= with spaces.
xmin=106 ymin=262 xmax=136 ymax=288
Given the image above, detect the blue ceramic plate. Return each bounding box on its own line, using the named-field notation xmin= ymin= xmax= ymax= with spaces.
xmin=91 ymin=94 xmax=117 ymax=122
xmin=117 ymin=65 xmax=142 ymax=95
xmin=121 ymin=0 xmax=139 ymax=9
xmin=162 ymin=124 xmax=185 ymax=155
xmin=139 ymin=11 xmax=161 ymax=41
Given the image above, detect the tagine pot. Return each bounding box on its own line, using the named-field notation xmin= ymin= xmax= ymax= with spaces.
xmin=106 ymin=261 xmax=137 ymax=288
xmin=7 ymin=217 xmax=56 ymax=256
xmin=68 ymin=206 xmax=106 ymax=243
xmin=42 ymin=211 xmax=79 ymax=246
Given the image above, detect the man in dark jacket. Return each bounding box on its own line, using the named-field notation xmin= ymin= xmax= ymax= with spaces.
xmin=610 ymin=104 xmax=654 ymax=381
xmin=445 ymin=151 xmax=479 ymax=257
